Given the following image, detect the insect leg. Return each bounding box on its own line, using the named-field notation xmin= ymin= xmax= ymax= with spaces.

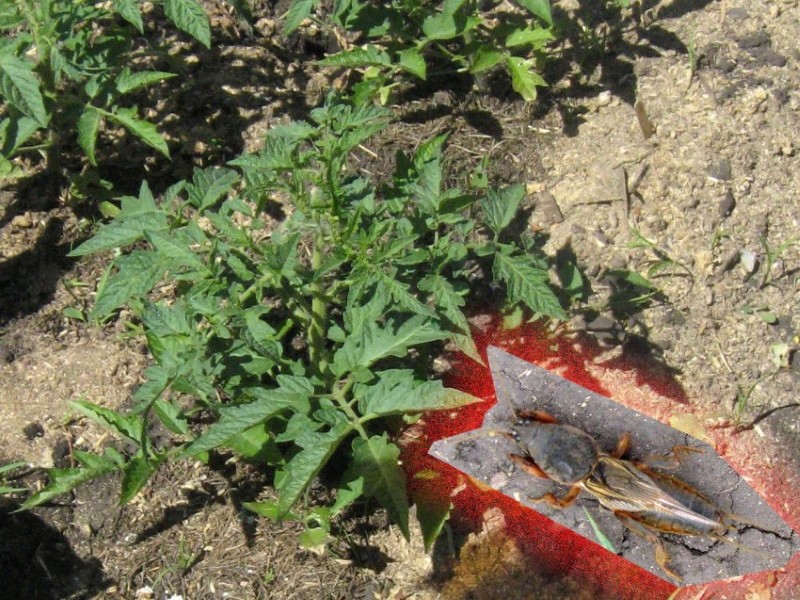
xmin=509 ymin=454 xmax=582 ymax=508
xmin=637 ymin=445 xmax=704 ymax=470
xmin=610 ymin=432 xmax=631 ymax=458
xmin=513 ymin=408 xmax=558 ymax=423
xmin=509 ymin=453 xmax=548 ymax=478
xmin=614 ymin=511 xmax=682 ymax=582
xmin=534 ymin=485 xmax=582 ymax=509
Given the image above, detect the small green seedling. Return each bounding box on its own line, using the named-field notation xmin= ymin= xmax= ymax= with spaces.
xmin=760 ymin=234 xmax=800 ymax=289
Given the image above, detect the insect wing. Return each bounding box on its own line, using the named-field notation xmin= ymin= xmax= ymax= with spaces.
xmin=582 ymin=457 xmax=722 ymax=534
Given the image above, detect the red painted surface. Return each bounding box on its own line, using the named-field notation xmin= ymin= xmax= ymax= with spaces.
xmin=400 ymin=318 xmax=800 ymax=599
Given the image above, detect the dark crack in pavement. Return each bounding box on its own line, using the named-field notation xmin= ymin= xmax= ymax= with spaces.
xmin=429 ymin=347 xmax=800 ymax=585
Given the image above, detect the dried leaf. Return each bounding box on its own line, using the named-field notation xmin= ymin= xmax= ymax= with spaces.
xmin=669 ymin=414 xmax=713 ymax=444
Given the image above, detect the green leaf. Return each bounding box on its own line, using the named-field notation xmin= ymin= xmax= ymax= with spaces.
xmin=70 ymin=211 xmax=168 ymax=257
xmin=106 ymin=107 xmax=170 ymax=158
xmin=0 ymin=5 xmax=23 ymax=30
xmin=77 ymin=107 xmax=101 ymax=166
xmin=505 ymin=56 xmax=547 ymax=102
xmin=225 ymin=423 xmax=283 ymax=463
xmin=132 ymin=365 xmax=173 ymax=406
xmin=505 ymin=26 xmax=554 ymax=49
xmin=419 ymin=274 xmax=465 ymax=324
xmin=0 ymin=114 xmax=40 ymax=155
xmin=421 ymin=0 xmax=468 ymax=40
xmin=91 ymin=250 xmax=165 ymax=320
xmin=470 ymin=46 xmax=505 ymax=74
xmin=344 ymin=285 xmax=391 ymax=335
xmin=346 ymin=435 xmax=409 ymax=539
xmin=332 ymin=315 xmax=450 ymax=376
xmin=515 ymin=0 xmax=553 ymax=25
xmin=19 ymin=450 xmax=121 ymax=509
xmin=493 ymin=251 xmax=566 ymax=319
xmin=120 ymin=454 xmax=159 ymax=505
xmin=0 ymin=54 xmax=47 ymax=127
xmin=409 ymin=154 xmax=444 ymax=216
xmin=417 ymin=500 xmax=451 ymax=552
xmin=374 ymin=272 xmax=435 ymax=318
xmin=556 ymin=259 xmax=586 ymax=302
xmin=276 ymin=423 xmax=352 ymax=514
xmin=419 ymin=274 xmax=483 ymax=363
xmin=115 ymin=69 xmax=177 ymax=95
xmin=481 ymin=183 xmax=525 ymax=236
xmin=62 ymin=306 xmax=85 ymax=321
xmin=120 ymin=180 xmax=160 ymax=216
xmin=398 ymin=48 xmax=426 ymax=79
xmin=115 ymin=0 xmax=144 ymax=32
xmin=186 ymin=167 xmax=239 ymax=211
xmin=152 ymin=398 xmax=189 ymax=435
xmin=69 ymin=399 xmax=144 ymax=443
xmin=145 ymin=229 xmax=207 ymax=271
xmin=298 ymin=526 xmax=332 ymax=550
xmin=163 ymin=0 xmax=212 ymax=48
xmin=583 ymin=507 xmax=617 ymax=552
xmin=179 ymin=388 xmax=307 ymax=458
xmin=607 ymin=269 xmax=656 ymax=290
xmin=318 ymin=45 xmax=392 ymax=68
xmin=0 ymin=461 xmax=27 ymax=476
xmin=243 ymin=499 xmax=299 ymax=521
xmin=331 ymin=477 xmax=364 ymax=515
xmin=757 ymin=309 xmax=778 ymax=325
xmin=274 ymin=414 xmax=322 ymax=444
xmin=358 ymin=369 xmax=481 ymax=417
xmin=284 ymin=0 xmax=316 ymax=33
xmin=0 ymin=154 xmax=23 ymax=179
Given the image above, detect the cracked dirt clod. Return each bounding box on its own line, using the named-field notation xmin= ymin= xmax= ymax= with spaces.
xmin=429 ymin=347 xmax=800 ymax=586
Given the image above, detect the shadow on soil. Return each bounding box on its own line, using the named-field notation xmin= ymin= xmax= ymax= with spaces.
xmin=0 ymin=216 xmax=77 ymax=326
xmin=0 ymin=501 xmax=109 ymax=600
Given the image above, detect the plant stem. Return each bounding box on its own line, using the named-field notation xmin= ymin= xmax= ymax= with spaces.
xmin=331 ymin=376 xmax=370 ymax=440
xmin=308 ymin=237 xmax=329 ymax=378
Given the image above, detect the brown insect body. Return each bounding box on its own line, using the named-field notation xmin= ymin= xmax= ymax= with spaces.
xmin=508 ymin=411 xmax=736 ymax=580
xmin=582 ymin=455 xmax=726 ymax=538
xmin=516 ymin=422 xmax=599 ymax=485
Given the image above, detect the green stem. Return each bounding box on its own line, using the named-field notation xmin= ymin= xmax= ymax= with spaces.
xmin=275 ymin=318 xmax=295 ymax=342
xmin=308 ymin=238 xmax=329 ymax=378
xmin=330 ymin=377 xmax=370 ymax=440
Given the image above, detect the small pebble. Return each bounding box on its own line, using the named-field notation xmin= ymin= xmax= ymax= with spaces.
xmin=718 ymin=190 xmax=736 ymax=218
xmin=708 ymin=158 xmax=732 ymax=181
xmin=650 ymin=217 xmax=668 ymax=232
xmin=726 ymin=7 xmax=749 ymax=19
xmin=719 ymin=249 xmax=741 ymax=273
xmin=535 ymin=191 xmax=564 ymax=225
xmin=660 ymin=307 xmax=686 ymax=326
xmin=740 ymin=249 xmax=758 ymax=274
xmin=608 ymin=254 xmax=627 ymax=270
xmin=756 ymin=49 xmax=788 ymax=68
xmin=772 ymin=88 xmax=790 ymax=105
xmin=597 ymin=90 xmax=613 ymax=107
xmin=592 ymin=229 xmax=612 ymax=247
xmin=715 ymin=55 xmax=737 ymax=73
xmin=23 ymin=421 xmax=44 ymax=440
xmin=738 ymin=31 xmax=770 ymax=49
xmin=790 ymin=349 xmax=800 ymax=373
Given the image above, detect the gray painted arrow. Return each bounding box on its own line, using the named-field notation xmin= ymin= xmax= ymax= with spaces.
xmin=429 ymin=346 xmax=799 ymax=585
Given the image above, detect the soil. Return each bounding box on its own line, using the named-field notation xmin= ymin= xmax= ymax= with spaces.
xmin=1 ymin=0 xmax=799 ymax=599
